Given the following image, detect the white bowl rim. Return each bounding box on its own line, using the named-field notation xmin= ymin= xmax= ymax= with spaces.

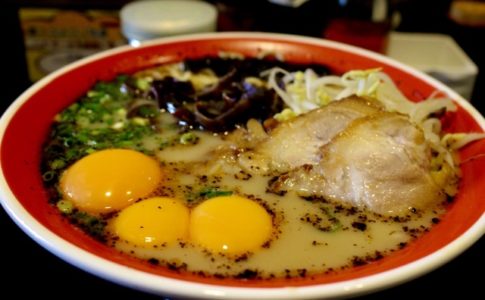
xmin=1 ymin=32 xmax=484 ymax=299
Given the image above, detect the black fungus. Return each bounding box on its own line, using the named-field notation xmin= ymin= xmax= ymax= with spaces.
xmin=148 ymin=57 xmax=329 ymax=132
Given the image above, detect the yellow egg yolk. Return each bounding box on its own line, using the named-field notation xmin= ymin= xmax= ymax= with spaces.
xmin=59 ymin=149 xmax=162 ymax=214
xmin=112 ymin=197 xmax=190 ymax=247
xmin=189 ymin=195 xmax=273 ymax=255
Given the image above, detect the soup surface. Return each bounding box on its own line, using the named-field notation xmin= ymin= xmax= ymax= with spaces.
xmin=41 ymin=55 xmax=461 ymax=280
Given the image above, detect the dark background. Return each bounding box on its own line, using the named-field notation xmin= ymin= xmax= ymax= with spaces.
xmin=0 ymin=0 xmax=483 ymax=299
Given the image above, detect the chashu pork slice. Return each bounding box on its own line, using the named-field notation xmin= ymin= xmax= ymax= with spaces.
xmin=238 ymin=96 xmax=382 ymax=174
xmin=270 ymin=112 xmax=455 ymax=216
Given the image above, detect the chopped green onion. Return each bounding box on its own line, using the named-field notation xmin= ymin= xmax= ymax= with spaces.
xmin=135 ymin=78 xmax=151 ymax=91
xmin=198 ymin=187 xmax=233 ymax=199
xmin=179 ymin=132 xmax=199 ymax=145
xmin=131 ymin=117 xmax=149 ymax=126
xmin=56 ymin=200 xmax=74 ymax=214
xmin=50 ymin=159 xmax=66 ymax=170
xmin=42 ymin=171 xmax=56 ymax=182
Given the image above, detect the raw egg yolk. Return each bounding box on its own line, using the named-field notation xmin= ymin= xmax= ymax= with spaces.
xmin=112 ymin=197 xmax=190 ymax=247
xmin=189 ymin=195 xmax=272 ymax=255
xmin=59 ymin=149 xmax=162 ymax=214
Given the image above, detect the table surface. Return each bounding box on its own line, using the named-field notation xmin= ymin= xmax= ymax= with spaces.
xmin=0 ymin=1 xmax=484 ymax=299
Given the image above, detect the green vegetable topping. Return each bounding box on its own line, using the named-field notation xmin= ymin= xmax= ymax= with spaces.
xmin=187 ymin=186 xmax=233 ymax=202
xmin=41 ymin=75 xmax=158 ymax=183
xmin=42 ymin=171 xmax=56 ymax=182
xmin=70 ymin=211 xmax=106 ymax=240
xmin=199 ymin=187 xmax=233 ymax=199
xmin=56 ymin=200 xmax=74 ymax=214
xmin=179 ymin=132 xmax=199 ymax=145
xmin=135 ymin=78 xmax=151 ymax=91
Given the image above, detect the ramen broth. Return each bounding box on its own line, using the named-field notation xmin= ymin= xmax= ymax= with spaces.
xmin=41 ymin=56 xmax=450 ymax=280
xmin=112 ymin=125 xmax=442 ymax=278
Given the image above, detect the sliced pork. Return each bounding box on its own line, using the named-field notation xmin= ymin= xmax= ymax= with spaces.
xmin=270 ymin=113 xmax=456 ymax=216
xmin=238 ymin=96 xmax=382 ymax=174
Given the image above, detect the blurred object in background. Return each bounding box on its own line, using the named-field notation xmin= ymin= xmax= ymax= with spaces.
xmin=391 ymin=0 xmax=483 ymax=102
xmin=323 ymin=0 xmax=393 ymax=53
xmin=449 ymin=0 xmax=485 ymax=27
xmin=393 ymin=0 xmax=452 ymax=33
xmin=215 ymin=0 xmax=333 ymax=36
xmin=120 ymin=0 xmax=217 ymax=45
xmin=386 ymin=32 xmax=477 ymax=99
xmin=215 ymin=0 xmax=256 ymax=32
xmin=20 ymin=8 xmax=125 ymax=81
xmin=267 ymin=0 xmax=310 ymax=7
xmin=2 ymin=0 xmax=484 ymax=106
xmin=268 ymin=0 xmax=309 ymax=7
xmin=447 ymin=0 xmax=484 ymax=102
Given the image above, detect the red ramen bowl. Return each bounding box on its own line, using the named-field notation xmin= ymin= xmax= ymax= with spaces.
xmin=0 ymin=33 xmax=484 ymax=299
